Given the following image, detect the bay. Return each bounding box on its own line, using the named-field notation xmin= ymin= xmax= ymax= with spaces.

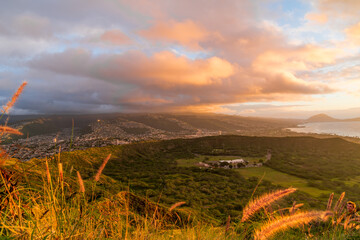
xmin=287 ymin=121 xmax=360 ymax=138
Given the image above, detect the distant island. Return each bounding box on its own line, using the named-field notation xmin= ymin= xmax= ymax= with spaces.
xmin=306 ymin=113 xmax=360 ymax=123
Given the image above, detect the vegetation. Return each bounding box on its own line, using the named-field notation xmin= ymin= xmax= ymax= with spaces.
xmin=3 ymin=83 xmax=360 ymax=239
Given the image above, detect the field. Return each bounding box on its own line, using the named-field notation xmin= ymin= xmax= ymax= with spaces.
xmin=176 ymin=154 xmax=330 ymax=197
xmin=235 ymin=166 xmax=330 ymax=197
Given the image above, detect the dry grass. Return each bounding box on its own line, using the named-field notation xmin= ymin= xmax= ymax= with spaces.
xmin=169 ymin=201 xmax=186 ymax=212
xmin=254 ymin=211 xmax=331 ymax=240
xmin=94 ymin=153 xmax=111 ymax=182
xmin=0 ymin=126 xmax=23 ymax=136
xmin=334 ymin=192 xmax=345 ymax=214
xmin=241 ymin=187 xmax=297 ymax=222
xmin=77 ymin=171 xmax=85 ymax=193
xmin=1 ymin=81 xmax=27 ymax=114
xmin=327 ymin=192 xmax=334 ymax=211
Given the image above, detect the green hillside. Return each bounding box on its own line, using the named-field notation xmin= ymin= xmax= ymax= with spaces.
xmin=57 ymin=135 xmax=360 ymax=204
xmin=4 ymin=134 xmax=360 ymax=239
xmin=34 ymin=134 xmax=360 ymax=220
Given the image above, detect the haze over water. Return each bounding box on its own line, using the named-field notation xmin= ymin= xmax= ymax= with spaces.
xmin=288 ymin=122 xmax=360 ymax=138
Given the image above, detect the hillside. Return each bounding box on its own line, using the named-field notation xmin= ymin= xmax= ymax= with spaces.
xmin=4 ymin=134 xmax=360 ymax=239
xmin=8 ymin=113 xmax=300 ymax=139
xmin=306 ymin=113 xmax=338 ymax=122
xmin=307 ymin=113 xmax=360 ymax=123
xmin=19 ymin=135 xmax=360 ymax=218
xmin=3 ymin=113 xmax=301 ymax=160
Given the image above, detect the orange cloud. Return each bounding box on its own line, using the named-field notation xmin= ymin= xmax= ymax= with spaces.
xmin=105 ymin=51 xmax=235 ymax=88
xmin=253 ymin=45 xmax=337 ymax=74
xmin=30 ymin=48 xmax=334 ymax=112
xmin=346 ymin=22 xmax=360 ymax=45
xmin=307 ymin=0 xmax=360 ymax=28
xmin=101 ymin=29 xmax=132 ymax=45
xmin=317 ymin=0 xmax=360 ymax=18
xmin=139 ymin=20 xmax=210 ymax=49
xmin=305 ymin=13 xmax=328 ymax=24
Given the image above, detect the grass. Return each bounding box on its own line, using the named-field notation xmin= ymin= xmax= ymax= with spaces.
xmin=176 ymin=154 xmax=330 ymax=198
xmin=236 ymin=166 xmax=331 ymax=197
xmin=0 ymin=157 xmax=341 ymax=239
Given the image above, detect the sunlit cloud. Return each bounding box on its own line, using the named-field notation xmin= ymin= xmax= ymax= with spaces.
xmin=0 ymin=0 xmax=360 ymax=117
xmin=139 ymin=20 xmax=211 ymax=50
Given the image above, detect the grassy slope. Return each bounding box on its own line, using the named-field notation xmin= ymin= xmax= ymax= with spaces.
xmin=236 ymin=167 xmax=330 ymax=197
xmin=14 ymin=135 xmax=360 ymax=217
xmin=45 ymin=134 xmax=360 ymax=212
xmin=44 ymin=134 xmax=360 ymax=220
xmin=171 ymin=135 xmax=360 ymax=200
xmin=175 ymin=135 xmax=360 ymax=180
xmin=6 ymin=134 xmax=360 ymax=239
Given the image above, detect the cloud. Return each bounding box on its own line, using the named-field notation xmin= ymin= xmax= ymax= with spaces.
xmin=12 ymin=14 xmax=52 ymax=38
xmin=305 ymin=13 xmax=328 ymax=24
xmin=316 ymin=0 xmax=360 ymax=18
xmin=346 ymin=22 xmax=360 ymax=45
xmin=30 ymin=49 xmax=235 ymax=87
xmin=27 ymin=48 xmax=333 ymax=112
xmin=100 ymin=30 xmax=132 ymax=45
xmin=139 ymin=20 xmax=210 ymax=49
xmin=0 ymin=0 xmax=354 ymax=116
xmin=306 ymin=0 xmax=360 ymax=29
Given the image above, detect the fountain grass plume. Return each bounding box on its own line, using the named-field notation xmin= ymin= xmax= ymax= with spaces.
xmin=169 ymin=201 xmax=186 ymax=212
xmin=241 ymin=187 xmax=297 ymax=222
xmin=254 ymin=211 xmax=331 ymax=240
xmin=0 ymin=126 xmax=23 ymax=136
xmin=1 ymin=81 xmax=27 ymax=115
xmin=327 ymin=193 xmax=334 ymax=211
xmin=77 ymin=171 xmax=85 ymax=193
xmin=94 ymin=154 xmax=111 ymax=182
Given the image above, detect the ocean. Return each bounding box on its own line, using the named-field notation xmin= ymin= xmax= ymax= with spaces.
xmin=287 ymin=121 xmax=360 ymax=138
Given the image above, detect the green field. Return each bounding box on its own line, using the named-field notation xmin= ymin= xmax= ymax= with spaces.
xmin=177 ymin=154 xmax=330 ymax=197
xmin=235 ymin=166 xmax=330 ymax=197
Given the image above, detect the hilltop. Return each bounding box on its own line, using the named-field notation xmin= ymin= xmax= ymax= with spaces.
xmin=307 ymin=113 xmax=360 ymax=122
xmin=306 ymin=113 xmax=338 ymax=122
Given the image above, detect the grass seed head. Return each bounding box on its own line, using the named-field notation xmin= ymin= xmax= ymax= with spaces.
xmin=94 ymin=154 xmax=111 ymax=182
xmin=77 ymin=171 xmax=85 ymax=193
xmin=169 ymin=201 xmax=186 ymax=212
xmin=241 ymin=187 xmax=297 ymax=222
xmin=327 ymin=193 xmax=334 ymax=211
xmin=254 ymin=211 xmax=331 ymax=240
xmin=0 ymin=126 xmax=23 ymax=136
xmin=2 ymin=81 xmax=27 ymax=114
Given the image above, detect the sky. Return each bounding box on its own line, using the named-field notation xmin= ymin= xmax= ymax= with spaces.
xmin=1 ymin=0 xmax=360 ymax=119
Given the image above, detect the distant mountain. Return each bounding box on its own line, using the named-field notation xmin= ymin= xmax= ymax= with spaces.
xmin=306 ymin=113 xmax=360 ymax=122
xmin=306 ymin=114 xmax=338 ymax=122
